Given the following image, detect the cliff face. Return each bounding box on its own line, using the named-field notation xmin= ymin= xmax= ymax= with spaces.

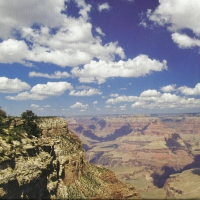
xmin=0 ymin=117 xmax=140 ymax=199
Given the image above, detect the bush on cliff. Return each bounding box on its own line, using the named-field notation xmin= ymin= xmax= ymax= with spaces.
xmin=0 ymin=107 xmax=6 ymax=135
xmin=21 ymin=110 xmax=42 ymax=138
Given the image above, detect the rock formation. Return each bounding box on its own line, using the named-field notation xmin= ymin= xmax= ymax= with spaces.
xmin=0 ymin=117 xmax=140 ymax=199
xmin=67 ymin=114 xmax=199 ymax=199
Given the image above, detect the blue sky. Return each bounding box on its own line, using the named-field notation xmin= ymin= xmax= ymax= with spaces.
xmin=0 ymin=0 xmax=200 ymax=116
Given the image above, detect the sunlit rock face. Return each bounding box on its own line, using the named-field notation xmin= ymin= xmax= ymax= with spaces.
xmin=0 ymin=117 xmax=140 ymax=199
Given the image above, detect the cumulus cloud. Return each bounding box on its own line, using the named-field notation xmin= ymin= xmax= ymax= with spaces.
xmin=160 ymin=84 xmax=176 ymax=92
xmin=179 ymin=83 xmax=200 ymax=95
xmin=0 ymin=39 xmax=31 ymax=65
xmin=107 ymin=87 xmax=200 ymax=111
xmin=69 ymin=88 xmax=102 ymax=96
xmin=98 ymin=3 xmax=110 ymax=12
xmin=6 ymin=92 xmax=46 ymax=100
xmin=72 ymin=54 xmax=167 ymax=84
xmin=29 ymin=71 xmax=70 ymax=79
xmin=146 ymin=0 xmax=200 ymax=48
xmin=30 ymin=82 xmax=72 ymax=96
xmin=148 ymin=0 xmax=200 ymax=35
xmin=6 ymin=81 xmax=72 ymax=100
xmin=0 ymin=0 xmax=125 ymax=67
xmin=0 ymin=0 xmax=66 ymax=39
xmin=140 ymin=89 xmax=160 ymax=97
xmin=171 ymin=33 xmax=200 ymax=48
xmin=70 ymin=102 xmax=88 ymax=109
xmin=0 ymin=77 xmax=30 ymax=93
xmin=106 ymin=95 xmax=138 ymax=104
xmin=131 ymin=101 xmax=145 ymax=108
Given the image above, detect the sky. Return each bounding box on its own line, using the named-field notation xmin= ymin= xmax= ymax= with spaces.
xmin=0 ymin=0 xmax=200 ymax=116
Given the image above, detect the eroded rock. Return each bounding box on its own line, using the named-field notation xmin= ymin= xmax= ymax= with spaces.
xmin=0 ymin=117 xmax=140 ymax=199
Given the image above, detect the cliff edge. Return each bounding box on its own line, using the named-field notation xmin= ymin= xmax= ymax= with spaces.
xmin=0 ymin=117 xmax=140 ymax=199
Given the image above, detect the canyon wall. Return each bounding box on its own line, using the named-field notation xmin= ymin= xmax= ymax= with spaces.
xmin=0 ymin=117 xmax=140 ymax=199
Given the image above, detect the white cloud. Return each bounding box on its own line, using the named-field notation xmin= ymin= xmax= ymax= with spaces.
xmin=139 ymin=21 xmax=147 ymax=28
xmin=6 ymin=81 xmax=72 ymax=100
xmin=148 ymin=0 xmax=200 ymax=35
xmin=0 ymin=0 xmax=125 ymax=67
xmin=0 ymin=39 xmax=31 ymax=65
xmin=96 ymin=27 xmax=105 ymax=36
xmin=0 ymin=0 xmax=66 ymax=39
xmin=93 ymin=101 xmax=98 ymax=104
xmin=75 ymin=0 xmax=91 ymax=21
xmin=109 ymin=93 xmax=119 ymax=97
xmin=98 ymin=3 xmax=110 ymax=12
xmin=106 ymin=85 xmax=200 ymax=111
xmin=158 ymin=93 xmax=179 ymax=103
xmin=69 ymin=88 xmax=102 ymax=96
xmin=19 ymin=23 xmax=125 ymax=67
xmin=106 ymin=95 xmax=138 ymax=104
xmin=160 ymin=84 xmax=176 ymax=92
xmin=179 ymin=83 xmax=200 ymax=95
xmin=0 ymin=77 xmax=30 ymax=93
xmin=6 ymin=92 xmax=46 ymax=100
xmin=131 ymin=101 xmax=145 ymax=108
xmin=147 ymin=0 xmax=200 ymax=48
xmin=31 ymin=104 xmax=40 ymax=108
xmin=140 ymin=89 xmax=160 ymax=97
xmin=71 ymin=54 xmax=167 ymax=84
xmin=132 ymin=92 xmax=200 ymax=110
xmin=30 ymin=82 xmax=73 ymax=96
xmin=70 ymin=102 xmax=88 ymax=109
xmin=29 ymin=71 xmax=70 ymax=79
xmin=171 ymin=33 xmax=200 ymax=48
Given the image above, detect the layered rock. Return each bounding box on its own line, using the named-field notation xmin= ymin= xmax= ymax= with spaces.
xmin=0 ymin=117 xmax=140 ymax=199
xmin=67 ymin=115 xmax=197 ymax=199
xmin=164 ymin=168 xmax=200 ymax=199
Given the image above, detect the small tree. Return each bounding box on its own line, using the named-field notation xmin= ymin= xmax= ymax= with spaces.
xmin=21 ymin=110 xmax=41 ymax=137
xmin=0 ymin=107 xmax=6 ymax=135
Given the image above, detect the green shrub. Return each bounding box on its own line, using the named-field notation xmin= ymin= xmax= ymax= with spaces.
xmin=21 ymin=110 xmax=42 ymax=138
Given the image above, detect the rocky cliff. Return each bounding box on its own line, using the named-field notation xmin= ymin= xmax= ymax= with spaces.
xmin=0 ymin=117 xmax=140 ymax=199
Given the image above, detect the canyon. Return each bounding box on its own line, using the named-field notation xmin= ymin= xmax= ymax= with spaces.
xmin=0 ymin=117 xmax=140 ymax=199
xmin=67 ymin=113 xmax=200 ymax=199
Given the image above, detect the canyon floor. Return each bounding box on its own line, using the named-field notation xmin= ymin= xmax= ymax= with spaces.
xmin=66 ymin=113 xmax=200 ymax=199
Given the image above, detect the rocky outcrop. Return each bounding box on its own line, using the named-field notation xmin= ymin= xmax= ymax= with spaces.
xmin=164 ymin=168 xmax=200 ymax=199
xmin=0 ymin=117 xmax=140 ymax=199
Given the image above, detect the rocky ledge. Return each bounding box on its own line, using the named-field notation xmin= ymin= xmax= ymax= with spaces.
xmin=0 ymin=117 xmax=140 ymax=199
